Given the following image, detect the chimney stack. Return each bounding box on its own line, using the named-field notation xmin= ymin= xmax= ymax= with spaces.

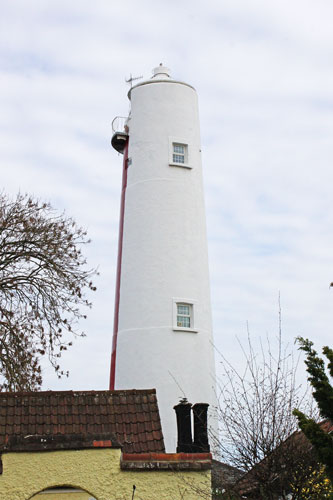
xmin=174 ymin=400 xmax=210 ymax=453
xmin=192 ymin=403 xmax=210 ymax=452
xmin=173 ymin=399 xmax=193 ymax=453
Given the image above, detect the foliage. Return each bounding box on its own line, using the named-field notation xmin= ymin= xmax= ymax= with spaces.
xmin=291 ymin=464 xmax=333 ymax=499
xmin=0 ymin=193 xmax=97 ymax=391
xmin=293 ymin=337 xmax=333 ymax=483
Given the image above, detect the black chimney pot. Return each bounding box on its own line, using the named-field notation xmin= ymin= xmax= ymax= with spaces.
xmin=174 ymin=399 xmax=193 ymax=453
xmin=192 ymin=403 xmax=210 ymax=452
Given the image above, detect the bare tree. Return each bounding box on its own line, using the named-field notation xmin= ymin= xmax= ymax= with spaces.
xmin=212 ymin=307 xmax=318 ymax=499
xmin=0 ymin=193 xmax=97 ymax=391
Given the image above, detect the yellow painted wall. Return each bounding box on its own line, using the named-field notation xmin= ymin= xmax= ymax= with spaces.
xmin=0 ymin=448 xmax=211 ymax=500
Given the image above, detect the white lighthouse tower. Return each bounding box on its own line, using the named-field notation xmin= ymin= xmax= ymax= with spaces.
xmin=110 ymin=65 xmax=217 ymax=451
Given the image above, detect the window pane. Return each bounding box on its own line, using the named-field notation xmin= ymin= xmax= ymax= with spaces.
xmin=173 ymin=154 xmax=185 ymax=163
xmin=177 ymin=316 xmax=191 ymax=328
xmin=177 ymin=304 xmax=190 ymax=315
xmin=174 ymin=144 xmax=185 ymax=154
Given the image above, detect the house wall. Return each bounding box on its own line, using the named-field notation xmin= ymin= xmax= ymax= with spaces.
xmin=0 ymin=448 xmax=211 ymax=500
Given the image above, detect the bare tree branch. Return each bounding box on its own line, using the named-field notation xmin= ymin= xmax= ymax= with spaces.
xmin=212 ymin=305 xmax=318 ymax=498
xmin=0 ymin=192 xmax=97 ymax=391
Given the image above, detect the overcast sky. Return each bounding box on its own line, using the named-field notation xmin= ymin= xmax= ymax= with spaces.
xmin=1 ymin=0 xmax=333 ymax=391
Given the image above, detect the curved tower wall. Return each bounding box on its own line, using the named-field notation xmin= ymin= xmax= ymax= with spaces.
xmin=113 ymin=69 xmax=216 ymax=451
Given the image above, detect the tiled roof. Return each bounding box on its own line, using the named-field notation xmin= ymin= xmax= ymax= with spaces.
xmin=212 ymin=459 xmax=243 ymax=492
xmin=0 ymin=389 xmax=165 ymax=454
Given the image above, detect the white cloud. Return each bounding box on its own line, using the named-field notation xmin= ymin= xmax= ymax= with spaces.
xmin=0 ymin=0 xmax=332 ymax=392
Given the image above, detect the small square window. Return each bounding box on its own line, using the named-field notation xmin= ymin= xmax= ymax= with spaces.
xmin=169 ymin=138 xmax=191 ymax=168
xmin=173 ymin=299 xmax=197 ymax=332
xmin=172 ymin=143 xmax=187 ymax=164
xmin=177 ymin=303 xmax=191 ymax=328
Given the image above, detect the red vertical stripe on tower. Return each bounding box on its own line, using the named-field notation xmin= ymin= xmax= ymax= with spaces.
xmin=109 ymin=139 xmax=129 ymax=390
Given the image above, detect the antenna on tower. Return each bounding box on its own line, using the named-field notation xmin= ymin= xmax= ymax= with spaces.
xmin=125 ymin=73 xmax=143 ymax=88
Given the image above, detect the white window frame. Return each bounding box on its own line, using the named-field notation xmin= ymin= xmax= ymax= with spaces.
xmin=172 ymin=298 xmax=197 ymax=333
xmin=172 ymin=143 xmax=186 ymax=164
xmin=176 ymin=303 xmax=191 ymax=328
xmin=169 ymin=137 xmax=191 ymax=168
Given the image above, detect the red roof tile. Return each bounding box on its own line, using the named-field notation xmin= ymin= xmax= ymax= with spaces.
xmin=0 ymin=389 xmax=165 ymax=454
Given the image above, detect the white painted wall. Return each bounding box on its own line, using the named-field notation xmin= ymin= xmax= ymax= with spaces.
xmin=114 ymin=68 xmax=217 ymax=452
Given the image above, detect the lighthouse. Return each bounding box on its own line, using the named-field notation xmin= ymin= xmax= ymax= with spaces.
xmin=110 ymin=65 xmax=217 ymax=451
